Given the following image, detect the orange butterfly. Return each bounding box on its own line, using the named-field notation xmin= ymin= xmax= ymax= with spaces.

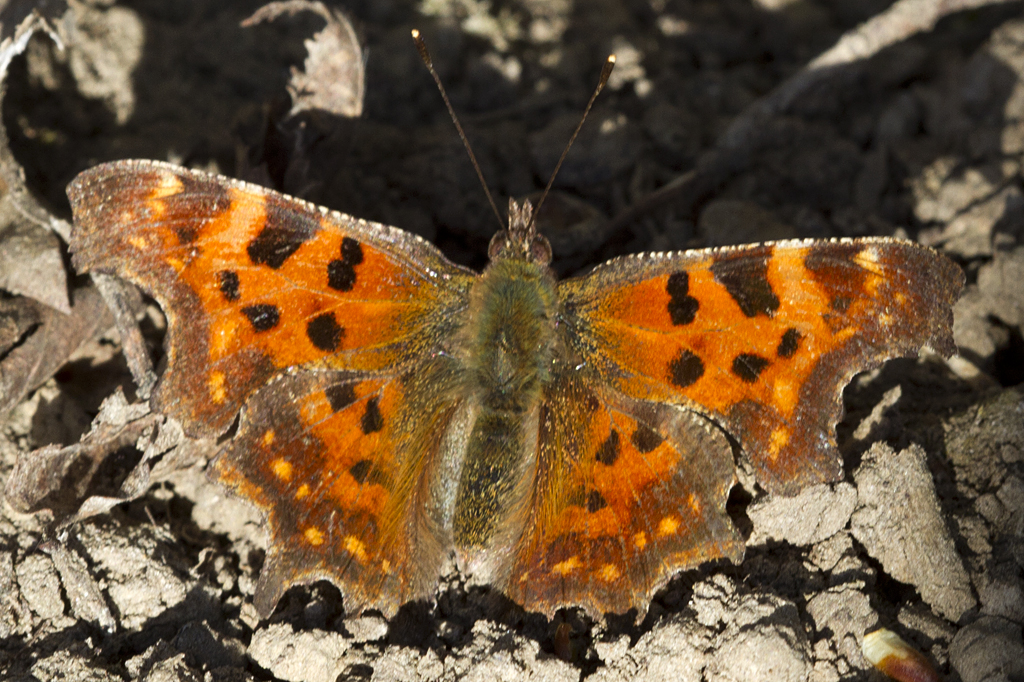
xmin=67 ymin=159 xmax=962 ymax=619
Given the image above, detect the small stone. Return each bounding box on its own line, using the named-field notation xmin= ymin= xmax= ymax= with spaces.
xmin=748 ymin=483 xmax=857 ymax=547
xmin=851 ymin=443 xmax=975 ymax=622
xmin=950 ymin=616 xmax=1024 ymax=682
xmin=862 ymin=629 xmax=940 ymax=682
xmin=248 ymin=623 xmax=350 ymax=682
xmin=15 ymin=553 xmax=65 ymax=621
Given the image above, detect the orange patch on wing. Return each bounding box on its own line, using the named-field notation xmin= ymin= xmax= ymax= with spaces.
xmin=304 ymin=526 xmax=324 ymax=546
xmin=208 ymin=371 xmax=227 ymax=403
xmin=271 ymin=458 xmax=292 ymax=482
xmin=658 ymin=515 xmax=680 ymax=537
xmin=210 ymin=318 xmax=240 ymax=356
xmin=552 ymin=556 xmax=581 ymax=576
xmin=150 ymin=172 xmax=184 ymax=199
xmin=170 ymin=188 xmax=452 ymax=375
xmin=128 ymin=235 xmax=149 ymax=250
xmin=344 ymin=535 xmax=369 ymax=563
xmin=599 ymin=563 xmax=621 ymax=582
xmin=589 ymin=246 xmax=851 ymax=422
xmin=768 ymin=427 xmax=789 ymax=460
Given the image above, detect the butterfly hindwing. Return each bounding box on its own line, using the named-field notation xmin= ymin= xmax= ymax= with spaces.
xmin=558 ymin=237 xmax=963 ymax=494
xmin=212 ymin=362 xmax=465 ymax=618
xmin=68 ymin=160 xmax=473 ymax=438
xmin=504 ymin=373 xmax=743 ymax=617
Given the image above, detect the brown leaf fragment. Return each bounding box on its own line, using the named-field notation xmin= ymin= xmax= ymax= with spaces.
xmin=0 ymin=221 xmax=69 ymax=314
xmin=70 ymin=415 xmax=212 ymax=525
xmin=91 ymin=272 xmax=156 ymax=399
xmin=243 ymin=1 xmax=364 ymax=118
xmin=0 ymin=296 xmax=41 ymax=356
xmin=0 ymin=7 xmax=73 ymax=314
xmin=0 ymin=1 xmax=67 ymax=44
xmin=0 ymin=285 xmax=114 ymax=419
xmin=5 ymin=389 xmax=157 ymax=521
xmin=6 ymin=387 xmax=214 ymax=528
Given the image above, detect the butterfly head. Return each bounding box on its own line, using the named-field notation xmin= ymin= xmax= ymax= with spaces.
xmin=487 ymin=198 xmax=553 ymax=266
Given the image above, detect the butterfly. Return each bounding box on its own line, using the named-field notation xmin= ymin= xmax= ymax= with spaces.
xmin=67 ymin=158 xmax=963 ymax=619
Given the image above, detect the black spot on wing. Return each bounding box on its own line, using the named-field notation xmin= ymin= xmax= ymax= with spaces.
xmin=325 ymin=384 xmax=357 ymax=412
xmin=247 ymin=197 xmax=319 ymax=269
xmin=596 ymin=430 xmax=620 ymax=466
xmin=666 ymin=271 xmax=699 ymax=325
xmin=306 ymin=313 xmax=344 ymax=351
xmin=327 ymin=237 xmax=365 ymax=291
xmin=174 ymin=225 xmax=198 ymax=245
xmin=670 ymin=349 xmax=704 ymax=388
xmin=170 ymin=173 xmax=231 ymax=244
xmin=586 ymin=490 xmax=608 ymax=513
xmin=732 ymin=353 xmax=770 ymax=382
xmin=777 ymin=328 xmax=801 ymax=358
xmin=241 ymin=304 xmax=280 ymax=332
xmin=361 ymin=396 xmax=384 ymax=434
xmin=711 ymin=247 xmax=780 ymax=318
xmin=218 ymin=270 xmax=240 ymax=302
xmin=804 ymin=242 xmax=866 ymax=313
xmin=631 ymin=424 xmax=664 ymax=453
xmin=349 ymin=460 xmax=372 ymax=484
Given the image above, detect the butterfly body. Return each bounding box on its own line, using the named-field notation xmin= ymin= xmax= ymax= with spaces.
xmin=68 ymin=159 xmax=963 ymax=619
xmin=449 ymin=233 xmax=559 ymax=577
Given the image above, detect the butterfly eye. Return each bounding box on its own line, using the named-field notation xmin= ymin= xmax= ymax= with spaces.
xmin=530 ymin=233 xmax=553 ymax=266
xmin=487 ymin=230 xmax=510 ymax=260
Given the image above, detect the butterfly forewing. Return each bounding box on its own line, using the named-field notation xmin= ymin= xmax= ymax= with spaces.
xmin=558 ymin=238 xmax=962 ymax=495
xmin=68 ymin=160 xmax=474 ymax=438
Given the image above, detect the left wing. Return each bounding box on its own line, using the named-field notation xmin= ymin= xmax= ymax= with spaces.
xmin=68 ymin=160 xmax=474 ymax=438
xmin=212 ymin=363 xmax=464 ymax=618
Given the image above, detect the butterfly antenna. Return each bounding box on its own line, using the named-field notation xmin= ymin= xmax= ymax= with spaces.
xmin=529 ymin=54 xmax=616 ymax=230
xmin=412 ymin=29 xmax=504 ymax=231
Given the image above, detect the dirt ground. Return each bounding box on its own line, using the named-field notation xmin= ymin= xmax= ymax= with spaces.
xmin=1 ymin=0 xmax=1024 ymax=680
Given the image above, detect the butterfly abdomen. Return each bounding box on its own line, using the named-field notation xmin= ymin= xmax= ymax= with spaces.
xmin=450 ymin=257 xmax=558 ymax=566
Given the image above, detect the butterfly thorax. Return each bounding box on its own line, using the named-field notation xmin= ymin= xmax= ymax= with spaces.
xmin=450 ymin=229 xmax=560 ymax=570
xmin=461 ymin=257 xmax=558 ymax=410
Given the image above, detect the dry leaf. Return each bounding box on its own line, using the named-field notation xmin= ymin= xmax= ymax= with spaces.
xmin=6 ymin=388 xmax=213 ymax=527
xmin=243 ymin=0 xmax=364 ymax=118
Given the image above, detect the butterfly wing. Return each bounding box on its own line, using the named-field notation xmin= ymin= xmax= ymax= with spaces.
xmin=68 ymin=159 xmax=474 ymax=437
xmin=68 ymin=160 xmax=475 ymax=617
xmin=557 ymin=238 xmax=962 ymax=495
xmin=506 ymin=238 xmax=961 ymax=617
xmin=505 ymin=373 xmax=743 ymax=617
xmin=213 ymin=362 xmax=464 ymax=617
